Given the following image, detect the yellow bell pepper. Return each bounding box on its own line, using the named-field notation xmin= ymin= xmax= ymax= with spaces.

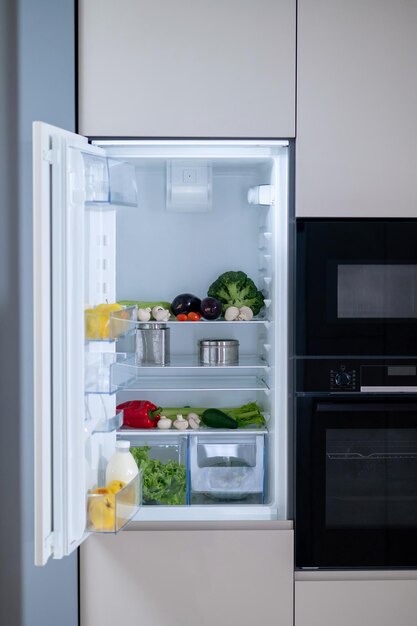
xmin=85 ymin=303 xmax=123 ymax=340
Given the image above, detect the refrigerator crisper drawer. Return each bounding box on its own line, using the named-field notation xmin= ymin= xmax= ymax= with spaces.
xmin=190 ymin=433 xmax=265 ymax=504
xmin=122 ymin=434 xmax=188 ymax=506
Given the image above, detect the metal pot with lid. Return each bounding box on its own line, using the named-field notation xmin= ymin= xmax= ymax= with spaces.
xmin=199 ymin=339 xmax=239 ymax=365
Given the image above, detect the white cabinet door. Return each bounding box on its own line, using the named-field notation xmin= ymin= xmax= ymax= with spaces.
xmin=296 ymin=0 xmax=417 ymax=217
xmin=295 ymin=579 xmax=417 ymax=626
xmin=78 ymin=0 xmax=295 ymax=138
xmin=80 ymin=524 xmax=293 ymax=626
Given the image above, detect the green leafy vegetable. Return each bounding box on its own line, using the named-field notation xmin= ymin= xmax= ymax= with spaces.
xmin=130 ymin=446 xmax=186 ymax=506
xmin=207 ymin=271 xmax=265 ymax=316
xmin=223 ymin=402 xmax=266 ymax=427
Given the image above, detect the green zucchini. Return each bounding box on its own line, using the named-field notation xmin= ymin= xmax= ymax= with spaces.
xmin=201 ymin=408 xmax=238 ymax=429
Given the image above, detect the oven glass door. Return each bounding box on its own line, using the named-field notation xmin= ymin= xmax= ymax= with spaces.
xmin=296 ymin=399 xmax=417 ymax=568
xmin=296 ymin=220 xmax=417 ymax=356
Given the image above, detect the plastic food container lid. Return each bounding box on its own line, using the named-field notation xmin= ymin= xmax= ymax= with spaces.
xmin=199 ymin=339 xmax=239 ymax=346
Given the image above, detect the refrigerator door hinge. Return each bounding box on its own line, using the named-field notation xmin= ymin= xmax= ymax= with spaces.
xmin=247 ymin=184 xmax=275 ymax=206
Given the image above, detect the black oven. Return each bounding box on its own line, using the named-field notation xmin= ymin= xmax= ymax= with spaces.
xmin=295 ymin=218 xmax=417 ymax=569
xmin=296 ymin=219 xmax=417 ymax=356
xmin=295 ymin=387 xmax=417 ymax=569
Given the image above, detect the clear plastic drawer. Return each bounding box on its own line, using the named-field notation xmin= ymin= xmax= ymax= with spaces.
xmin=190 ymin=432 xmax=265 ymax=504
xmin=120 ymin=433 xmax=188 ymax=506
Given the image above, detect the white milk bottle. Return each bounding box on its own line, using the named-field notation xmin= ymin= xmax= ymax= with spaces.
xmin=106 ymin=440 xmax=139 ymax=485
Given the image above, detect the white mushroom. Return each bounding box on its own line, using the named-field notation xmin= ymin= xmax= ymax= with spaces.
xmin=237 ymin=306 xmax=254 ymax=321
xmin=157 ymin=415 xmax=172 ymax=429
xmin=152 ymin=306 xmax=171 ymax=322
xmin=173 ymin=414 xmax=189 ymax=430
xmin=187 ymin=412 xmax=201 ymax=429
xmin=137 ymin=307 xmax=152 ymax=322
xmin=225 ymin=306 xmax=240 ymax=321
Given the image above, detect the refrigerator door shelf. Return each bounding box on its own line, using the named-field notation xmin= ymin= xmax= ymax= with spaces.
xmin=79 ymin=152 xmax=137 ymax=207
xmin=85 ymin=305 xmax=137 ymax=342
xmin=85 ymin=352 xmax=123 ymax=395
xmin=86 ymin=471 xmax=141 ymax=534
xmin=92 ymin=410 xmax=123 ymax=434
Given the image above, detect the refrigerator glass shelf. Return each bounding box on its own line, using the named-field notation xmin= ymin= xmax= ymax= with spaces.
xmin=111 ymin=370 xmax=270 ymax=392
xmin=131 ymin=504 xmax=278 ymax=522
xmin=106 ymin=317 xmax=272 ymax=335
xmin=117 ymin=426 xmax=269 ymax=436
xmin=165 ymin=318 xmax=271 ymax=326
xmin=130 ymin=354 xmax=269 ymax=369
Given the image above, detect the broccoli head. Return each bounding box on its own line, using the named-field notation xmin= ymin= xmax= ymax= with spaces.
xmin=207 ymin=270 xmax=265 ymax=316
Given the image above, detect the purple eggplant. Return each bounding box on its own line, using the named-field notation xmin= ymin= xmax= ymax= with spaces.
xmin=171 ymin=293 xmax=202 ymax=316
xmin=200 ymin=296 xmax=222 ymax=320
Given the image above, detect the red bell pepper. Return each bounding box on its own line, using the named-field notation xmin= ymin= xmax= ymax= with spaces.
xmin=117 ymin=400 xmax=161 ymax=428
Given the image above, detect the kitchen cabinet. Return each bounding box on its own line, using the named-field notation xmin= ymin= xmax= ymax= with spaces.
xmin=78 ymin=0 xmax=295 ymax=138
xmin=80 ymin=523 xmax=293 ymax=626
xmin=296 ymin=0 xmax=417 ymax=217
xmin=295 ymin=577 xmax=417 ymax=626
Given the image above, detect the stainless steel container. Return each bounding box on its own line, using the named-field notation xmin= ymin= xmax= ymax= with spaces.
xmin=136 ymin=323 xmax=170 ymax=365
xmin=199 ymin=339 xmax=239 ymax=365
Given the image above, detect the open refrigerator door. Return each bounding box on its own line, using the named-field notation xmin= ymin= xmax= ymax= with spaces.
xmin=33 ymin=122 xmax=140 ymax=565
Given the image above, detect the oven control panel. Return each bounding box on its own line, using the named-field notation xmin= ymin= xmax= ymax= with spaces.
xmin=330 ymin=366 xmax=356 ymax=391
xmin=296 ymin=359 xmax=417 ymax=393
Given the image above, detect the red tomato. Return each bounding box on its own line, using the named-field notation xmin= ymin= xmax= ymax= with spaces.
xmin=176 ymin=313 xmax=188 ymax=321
xmin=187 ymin=311 xmax=201 ymax=321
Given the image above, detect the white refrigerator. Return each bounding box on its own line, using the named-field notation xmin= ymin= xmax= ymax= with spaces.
xmin=33 ymin=121 xmax=290 ymax=567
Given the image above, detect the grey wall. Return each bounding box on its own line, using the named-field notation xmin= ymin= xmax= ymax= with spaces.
xmin=0 ymin=1 xmax=21 ymax=620
xmin=0 ymin=1 xmax=78 ymax=625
